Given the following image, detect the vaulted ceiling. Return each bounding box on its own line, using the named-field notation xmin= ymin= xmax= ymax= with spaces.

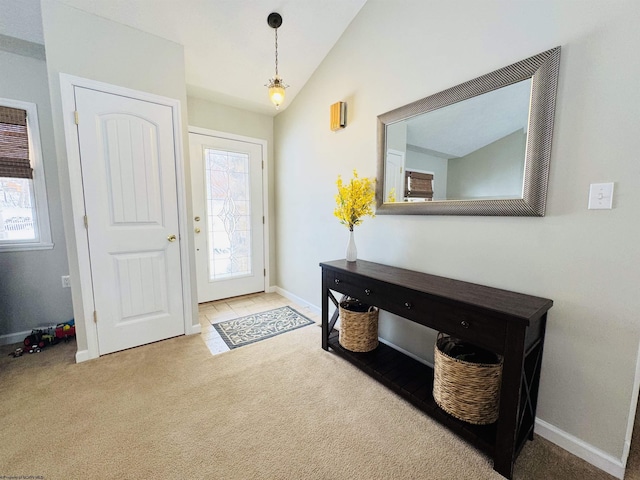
xmin=0 ymin=0 xmax=367 ymax=115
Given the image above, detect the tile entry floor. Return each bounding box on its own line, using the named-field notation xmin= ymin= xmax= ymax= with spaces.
xmin=198 ymin=292 xmax=321 ymax=355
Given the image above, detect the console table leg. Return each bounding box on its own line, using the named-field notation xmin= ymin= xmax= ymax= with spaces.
xmin=493 ymin=325 xmax=527 ymax=479
xmin=321 ymin=279 xmax=329 ymax=351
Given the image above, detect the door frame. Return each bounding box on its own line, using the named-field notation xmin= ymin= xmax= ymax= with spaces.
xmin=59 ymin=74 xmax=195 ymax=361
xmin=188 ymin=126 xmax=270 ymax=300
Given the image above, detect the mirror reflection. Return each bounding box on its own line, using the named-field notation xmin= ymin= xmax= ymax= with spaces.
xmin=376 ymin=46 xmax=560 ymax=216
xmin=384 ymin=78 xmax=532 ymax=203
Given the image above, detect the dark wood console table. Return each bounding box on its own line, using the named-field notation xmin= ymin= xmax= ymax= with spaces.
xmin=320 ymin=259 xmax=553 ymax=479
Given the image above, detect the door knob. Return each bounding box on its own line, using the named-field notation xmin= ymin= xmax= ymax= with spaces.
xmin=167 ymin=234 xmax=177 ymax=242
xmin=194 ymin=228 xmax=201 ymax=234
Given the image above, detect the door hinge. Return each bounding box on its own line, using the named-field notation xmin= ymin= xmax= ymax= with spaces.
xmin=264 ymin=269 xmax=266 ymax=277
xmin=83 ymin=215 xmax=88 ymax=229
xmin=74 ymin=110 xmax=79 ymax=125
xmin=262 ymin=216 xmax=265 ymax=224
xmin=93 ymin=311 xmax=98 ymax=323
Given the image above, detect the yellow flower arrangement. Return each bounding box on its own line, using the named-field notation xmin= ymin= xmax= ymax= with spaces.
xmin=334 ymin=170 xmax=375 ymax=231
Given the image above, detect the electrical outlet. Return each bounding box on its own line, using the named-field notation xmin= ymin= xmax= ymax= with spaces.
xmin=61 ymin=275 xmax=71 ymax=288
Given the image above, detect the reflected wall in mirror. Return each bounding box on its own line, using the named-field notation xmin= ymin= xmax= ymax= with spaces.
xmin=376 ymin=47 xmax=561 ymax=216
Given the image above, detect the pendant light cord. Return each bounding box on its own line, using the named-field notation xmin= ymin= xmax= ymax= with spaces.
xmin=274 ymin=28 xmax=279 ymax=77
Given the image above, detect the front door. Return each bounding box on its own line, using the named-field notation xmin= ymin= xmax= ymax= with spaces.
xmin=189 ymin=131 xmax=265 ymax=302
xmin=75 ymin=87 xmax=185 ymax=355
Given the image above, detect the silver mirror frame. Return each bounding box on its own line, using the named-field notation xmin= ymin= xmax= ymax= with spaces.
xmin=376 ymin=47 xmax=561 ymax=216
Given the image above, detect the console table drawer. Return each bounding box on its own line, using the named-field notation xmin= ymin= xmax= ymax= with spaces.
xmin=329 ymin=271 xmax=418 ymax=317
xmin=381 ymin=287 xmax=506 ymax=352
xmin=327 ymin=270 xmax=371 ymax=301
xmin=328 ymin=269 xmax=506 ymax=352
xmin=447 ymin=309 xmax=506 ymax=352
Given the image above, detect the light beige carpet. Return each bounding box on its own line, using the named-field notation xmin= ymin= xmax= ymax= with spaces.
xmin=0 ymin=326 xmax=617 ymax=479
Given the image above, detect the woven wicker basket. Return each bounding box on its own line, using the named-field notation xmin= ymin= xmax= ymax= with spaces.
xmin=338 ymin=304 xmax=379 ymax=352
xmin=433 ymin=334 xmax=503 ymax=425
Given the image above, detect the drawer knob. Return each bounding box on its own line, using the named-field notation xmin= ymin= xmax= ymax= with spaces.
xmin=334 ymin=279 xmax=340 ymax=284
xmin=364 ymin=289 xmax=371 ymax=296
xmin=461 ymin=320 xmax=470 ymax=329
xmin=405 ymin=302 xmax=412 ymax=310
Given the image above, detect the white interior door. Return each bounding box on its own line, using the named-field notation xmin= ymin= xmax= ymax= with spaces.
xmin=385 ymin=149 xmax=405 ymax=201
xmin=189 ymin=132 xmax=265 ymax=302
xmin=75 ymin=87 xmax=185 ymax=355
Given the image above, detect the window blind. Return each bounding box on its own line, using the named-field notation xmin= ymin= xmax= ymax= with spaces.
xmin=405 ymin=171 xmax=433 ymax=199
xmin=0 ymin=105 xmax=32 ymax=179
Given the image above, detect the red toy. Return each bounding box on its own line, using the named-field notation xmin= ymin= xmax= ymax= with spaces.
xmin=55 ymin=320 xmax=75 ymax=341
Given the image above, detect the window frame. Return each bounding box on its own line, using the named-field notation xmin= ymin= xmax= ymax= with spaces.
xmin=0 ymin=97 xmax=53 ymax=252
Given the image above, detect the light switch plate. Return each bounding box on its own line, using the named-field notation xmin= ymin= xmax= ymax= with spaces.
xmin=588 ymin=182 xmax=614 ymax=210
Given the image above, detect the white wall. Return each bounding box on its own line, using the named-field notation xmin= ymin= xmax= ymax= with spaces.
xmin=40 ymin=0 xmax=197 ymax=353
xmin=274 ymin=0 xmax=640 ymax=469
xmin=447 ymin=129 xmax=526 ymax=199
xmin=0 ymin=46 xmax=73 ymax=338
xmin=186 ymin=97 xmax=276 ymax=287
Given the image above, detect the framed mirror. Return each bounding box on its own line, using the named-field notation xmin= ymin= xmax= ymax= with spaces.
xmin=376 ymin=47 xmax=561 ymax=216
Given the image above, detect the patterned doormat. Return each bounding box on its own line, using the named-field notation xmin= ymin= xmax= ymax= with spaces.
xmin=213 ymin=306 xmax=315 ymax=350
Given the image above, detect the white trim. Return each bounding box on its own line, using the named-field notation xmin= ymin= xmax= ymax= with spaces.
xmin=0 ymin=97 xmax=53 ymax=251
xmin=0 ymin=329 xmax=31 ymax=346
xmin=59 ymin=73 xmax=194 ymax=360
xmin=274 ymin=286 xmax=321 ymax=316
xmin=171 ymin=103 xmax=197 ymax=336
xmin=75 ymin=349 xmax=90 ymax=363
xmin=188 ymin=126 xmax=271 ymax=297
xmin=0 ymin=242 xmax=53 ymax=252
xmin=59 ymin=75 xmax=99 ymax=360
xmin=535 ymin=418 xmax=625 ymax=479
xmin=622 ymin=340 xmax=640 ymax=467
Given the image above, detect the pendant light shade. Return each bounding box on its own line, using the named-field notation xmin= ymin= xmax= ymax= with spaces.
xmin=265 ymin=12 xmax=289 ymax=109
xmin=268 ymin=77 xmax=286 ymax=108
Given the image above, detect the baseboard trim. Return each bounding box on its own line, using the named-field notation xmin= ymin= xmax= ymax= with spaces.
xmin=535 ymin=418 xmax=625 ymax=479
xmin=274 ymin=286 xmax=321 ymax=315
xmin=186 ymin=324 xmax=201 ymax=335
xmin=0 ymin=330 xmax=30 ymax=346
xmin=378 ymin=337 xmax=433 ymax=368
xmin=75 ymin=349 xmax=91 ymax=363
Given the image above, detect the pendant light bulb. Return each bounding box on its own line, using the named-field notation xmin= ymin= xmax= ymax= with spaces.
xmin=268 ymin=77 xmax=286 ymax=109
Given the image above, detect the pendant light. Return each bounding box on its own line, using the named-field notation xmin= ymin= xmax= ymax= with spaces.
xmin=265 ymin=12 xmax=289 ymax=109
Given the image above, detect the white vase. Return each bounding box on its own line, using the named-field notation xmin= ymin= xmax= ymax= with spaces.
xmin=346 ymin=229 xmax=357 ymax=262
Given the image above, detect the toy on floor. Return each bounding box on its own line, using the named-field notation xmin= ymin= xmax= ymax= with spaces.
xmin=8 ymin=347 xmax=23 ymax=357
xmin=20 ymin=319 xmax=76 ymax=354
xmin=23 ymin=329 xmax=55 ymax=350
xmin=55 ymin=319 xmax=75 ymax=342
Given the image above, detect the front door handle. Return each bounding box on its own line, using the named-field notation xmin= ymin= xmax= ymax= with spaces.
xmin=167 ymin=234 xmax=177 ymax=242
